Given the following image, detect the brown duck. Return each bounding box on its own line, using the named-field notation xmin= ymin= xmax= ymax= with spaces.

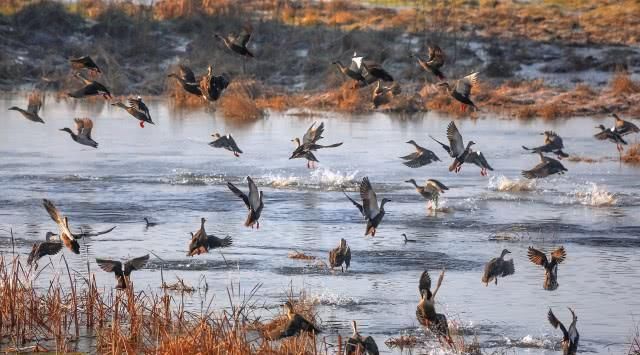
xmin=528 ymin=246 xmax=566 ymax=291
xmin=42 ymin=199 xmax=80 ymax=254
xmin=328 ymin=238 xmax=351 ymax=272
xmin=187 ymin=218 xmax=232 ymax=256
xmin=277 ymin=301 xmax=321 ymax=339
xmin=481 ymin=249 xmax=515 ymax=286
xmin=416 ymin=269 xmax=452 ymax=346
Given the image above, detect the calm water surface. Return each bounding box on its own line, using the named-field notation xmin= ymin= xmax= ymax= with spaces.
xmin=1 ymin=95 xmax=639 ymax=354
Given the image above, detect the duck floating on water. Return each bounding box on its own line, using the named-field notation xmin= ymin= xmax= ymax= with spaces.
xmin=523 ymin=131 xmax=569 ymax=159
xmin=27 ymin=232 xmax=63 ymax=269
xmin=8 ymin=91 xmax=44 ymax=124
xmin=277 ymin=301 xmax=321 ymax=339
xmin=209 ymin=133 xmax=243 ymax=157
xmin=400 ymin=140 xmax=440 ymax=168
xmin=595 ymin=124 xmax=627 ymax=152
xmin=95 ymin=254 xmax=149 ymax=289
xmin=346 ymin=320 xmax=379 ymax=355
xmin=416 ymin=269 xmax=452 ymax=346
xmin=60 ymin=118 xmax=98 ymax=148
xmin=227 ymin=176 xmax=264 ymax=229
xmin=431 ymin=121 xmax=475 ymax=173
xmin=522 ymin=152 xmax=567 ymax=179
xmin=69 ymin=55 xmax=101 ymax=75
xmin=528 ymin=246 xmax=566 ymax=291
xmin=187 ymin=218 xmax=233 ymax=256
xmin=437 ymin=72 xmax=479 ymax=112
xmin=290 ymin=122 xmax=343 ymax=168
xmin=405 ymin=178 xmax=448 ymax=209
xmin=481 ymin=249 xmax=515 ymax=286
xmin=343 ymin=177 xmax=391 ymax=237
xmin=68 ymin=72 xmax=112 ymax=100
xmin=548 ymin=307 xmax=579 ymax=355
xmin=410 ymin=45 xmax=446 ymax=81
xmin=112 ymin=96 xmax=154 ymax=128
xmin=42 ymin=199 xmax=80 ymax=254
xmin=465 ymin=150 xmax=493 ymax=176
xmin=328 ymin=238 xmax=351 ymax=272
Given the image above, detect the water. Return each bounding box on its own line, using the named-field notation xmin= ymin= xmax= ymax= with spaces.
xmin=1 ymin=95 xmax=639 ymax=354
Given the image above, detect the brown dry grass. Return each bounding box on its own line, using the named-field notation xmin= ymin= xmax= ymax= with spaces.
xmin=567 ymin=155 xmax=600 ymax=163
xmin=288 ymin=251 xmax=317 ymax=261
xmin=385 ymin=334 xmax=418 ymax=349
xmin=622 ymin=144 xmax=640 ymax=164
xmin=629 ymin=324 xmax=640 ymax=355
xmin=610 ymin=71 xmax=640 ymax=96
xmin=219 ymin=81 xmax=264 ymax=121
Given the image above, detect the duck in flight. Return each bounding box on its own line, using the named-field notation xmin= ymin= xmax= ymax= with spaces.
xmin=522 ymin=131 xmax=569 ymax=159
xmin=400 ymin=140 xmax=440 ymax=168
xmin=527 ymin=246 xmax=566 ymax=291
xmin=290 ymin=122 xmax=343 ymax=168
xmin=216 ymin=25 xmax=254 ymax=58
xmin=69 ymin=55 xmax=101 ymax=75
xmin=431 ymin=121 xmax=476 ymax=173
xmin=187 ymin=218 xmax=233 ymax=256
xmin=328 ymin=238 xmax=351 ymax=272
xmin=346 ymin=320 xmax=379 ymax=355
xmin=167 ymin=64 xmax=202 ymax=97
xmin=42 ymin=199 xmax=81 ymax=254
xmin=416 ymin=269 xmax=452 ymax=346
xmin=612 ymin=113 xmax=639 ymax=136
xmin=438 ymin=72 xmax=478 ymax=112
xmin=548 ymin=307 xmax=579 ymax=355
xmin=410 ymin=45 xmax=446 ymax=81
xmin=8 ymin=91 xmax=45 ymax=124
xmin=522 ymin=152 xmax=567 ymax=179
xmin=95 ymin=254 xmax=149 ymax=289
xmin=481 ymin=249 xmax=515 ymax=286
xmin=209 ymin=133 xmax=243 ymax=157
xmin=200 ymin=65 xmax=230 ymax=102
xmin=343 ymin=177 xmax=391 ymax=237
xmin=59 ymin=118 xmax=98 ymax=148
xmin=27 ymin=232 xmax=64 ymax=269
xmin=68 ymin=72 xmax=112 ymax=100
xmin=112 ymin=96 xmax=154 ymax=128
xmin=594 ymin=124 xmax=627 ymax=153
xmin=465 ymin=150 xmax=493 ymax=176
xmin=227 ymin=177 xmax=264 ymax=229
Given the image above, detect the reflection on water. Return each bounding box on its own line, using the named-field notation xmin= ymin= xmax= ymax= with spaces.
xmin=1 ymin=95 xmax=639 ymax=354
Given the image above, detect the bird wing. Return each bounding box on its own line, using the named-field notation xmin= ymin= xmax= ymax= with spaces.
xmin=593 ymin=130 xmax=610 ymax=140
xmin=42 ymin=199 xmax=73 ymax=238
xmin=427 ymin=179 xmax=448 ymax=191
xmin=429 ymin=135 xmax=453 ymax=157
xmin=521 ymin=161 xmax=551 ymax=179
xmin=550 ymin=246 xmax=566 ymax=264
xmin=359 ymin=177 xmax=380 ymax=219
xmin=227 ymin=135 xmax=243 ymax=153
xmin=199 ymin=73 xmax=212 ymax=98
xmin=446 ymin=121 xmax=465 ymax=156
xmin=399 ymin=152 xmax=420 ymax=160
xmin=74 ymin=118 xmax=94 ymax=138
xmin=527 ymin=247 xmax=549 ymax=267
xmin=233 ymin=25 xmax=252 ymax=47
xmin=344 ymin=246 xmax=351 ymax=269
xmin=95 ymin=259 xmax=124 ymax=276
xmin=74 ymin=225 xmax=116 ymax=238
xmin=227 ymin=182 xmax=250 ymax=209
xmin=27 ymin=92 xmax=43 ymax=114
xmin=454 ymin=72 xmax=478 ymax=98
xmin=343 ymin=191 xmax=364 ymax=217
xmin=477 ymin=151 xmax=493 ymax=170
xmin=419 ymin=270 xmax=431 ymax=295
xmin=363 ymin=335 xmax=379 ymax=355
xmin=427 ymin=45 xmax=445 ymax=68
xmin=303 ymin=121 xmax=324 ymax=144
xmin=548 ymin=309 xmax=569 ymax=339
xmin=208 ymin=235 xmax=232 ymax=248
xmin=36 ymin=242 xmax=64 ymax=260
xmin=247 ymin=177 xmax=261 ymax=211
xmin=210 ymin=135 xmax=229 ymax=148
xmin=123 ymin=254 xmax=150 ymax=276
xmin=179 ymin=64 xmax=197 ymax=83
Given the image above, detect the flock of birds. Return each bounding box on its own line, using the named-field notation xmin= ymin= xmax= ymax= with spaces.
xmin=7 ymin=24 xmax=640 ymax=355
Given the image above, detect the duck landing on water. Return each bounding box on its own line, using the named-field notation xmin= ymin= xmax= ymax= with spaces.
xmin=328 ymin=238 xmax=351 ymax=272
xmin=346 ymin=320 xmax=379 ymax=355
xmin=187 ymin=218 xmax=232 ymax=256
xmin=416 ymin=269 xmax=453 ymax=347
xmin=27 ymin=232 xmax=63 ymax=269
xmin=227 ymin=176 xmax=264 ymax=229
xmin=95 ymin=254 xmax=149 ymax=289
xmin=405 ymin=178 xmax=448 ymax=210
xmin=481 ymin=249 xmax=515 ymax=286
xmin=548 ymin=307 xmax=579 ymax=355
xmin=522 ymin=153 xmax=567 ymax=179
xmin=528 ymin=246 xmax=566 ymax=291
xmin=343 ymin=177 xmax=390 ymax=237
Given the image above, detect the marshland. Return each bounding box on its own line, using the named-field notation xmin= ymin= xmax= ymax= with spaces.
xmin=1 ymin=1 xmax=640 ymax=354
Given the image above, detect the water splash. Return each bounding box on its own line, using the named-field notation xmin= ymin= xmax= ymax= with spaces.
xmin=309 ymin=291 xmax=362 ymax=307
xmin=259 ymin=168 xmax=359 ymax=191
xmin=573 ymin=182 xmax=617 ymax=207
xmin=488 ymin=175 xmax=536 ymax=192
xmin=161 ymin=172 xmax=225 ymax=186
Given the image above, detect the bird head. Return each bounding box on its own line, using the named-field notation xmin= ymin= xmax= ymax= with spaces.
xmin=404 ymin=179 xmax=417 ymax=185
xmin=501 ymin=249 xmax=511 ymax=257
xmin=467 ymin=141 xmax=476 ymax=148
xmin=381 ymin=198 xmax=391 ymax=206
xmin=406 ymin=139 xmax=417 ymax=145
xmin=211 ymin=132 xmax=221 ymax=138
xmin=291 ymin=137 xmax=301 ymax=147
xmin=200 ymin=217 xmax=206 ymax=225
xmin=596 ymin=124 xmax=606 ymax=130
xmin=339 ymin=238 xmax=347 ymax=248
xmin=283 ymin=301 xmax=294 ymax=315
xmin=351 ymin=320 xmax=359 ymax=335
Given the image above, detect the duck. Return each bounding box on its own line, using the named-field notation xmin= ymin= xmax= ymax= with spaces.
xmin=8 ymin=91 xmax=45 ymax=124
xmin=167 ymin=64 xmax=202 ymax=97
xmin=27 ymin=232 xmax=64 ymax=269
xmin=73 ymin=226 xmax=117 ymax=239
xmin=95 ymin=254 xmax=149 ymax=289
xmin=432 ymin=121 xmax=475 ymax=173
xmin=548 ymin=308 xmax=579 ymax=355
xmin=595 ymin=124 xmax=628 ymax=152
xmin=215 ymin=25 xmax=254 ymax=58
xmin=42 ymin=199 xmax=80 ymax=254
xmin=416 ymin=269 xmax=452 ymax=346
xmin=372 ymin=80 xmax=400 ymax=108
xmin=613 ymin=113 xmax=640 ymax=136
xmin=69 ymin=56 xmax=101 ymax=74
xmin=523 ymin=131 xmax=569 ymax=159
xmin=465 ymin=150 xmax=493 ymax=176
xmin=527 ymin=246 xmax=566 ymax=291
xmin=410 ymin=45 xmax=446 ymax=81
xmin=277 ymin=301 xmax=321 ymax=339
xmin=402 ymin=233 xmax=417 ymax=243
xmin=112 ymin=96 xmax=154 ymax=128
xmin=67 ymin=72 xmax=112 ymax=100
xmin=405 ymin=179 xmax=448 ymax=209
xmin=144 ymin=217 xmax=157 ymax=228
xmin=328 ymin=238 xmax=351 ymax=272
xmin=187 ymin=218 xmax=233 ymax=256
xmin=209 ymin=133 xmax=243 ymax=157
xmin=343 ymin=177 xmax=391 ymax=237
xmin=290 ymin=122 xmax=343 ymax=168
xmin=400 ymin=140 xmax=441 ymax=168
xmin=333 ymin=59 xmax=368 ymax=85
xmin=437 ymin=72 xmax=479 ymax=112
xmin=481 ymin=249 xmax=515 ymax=286
xmin=346 ymin=320 xmax=379 ymax=355
xmin=522 ymin=152 xmax=567 ymax=179
xmin=227 ymin=176 xmax=264 ymax=229
xmin=354 ymin=53 xmax=394 ymax=82
xmin=199 ymin=65 xmax=230 ymax=102
xmin=59 ymin=118 xmax=98 ymax=148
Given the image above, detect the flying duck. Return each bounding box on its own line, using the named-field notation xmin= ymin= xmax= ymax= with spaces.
xmin=613 ymin=113 xmax=640 ymax=136
xmin=112 ymin=96 xmax=154 ymax=128
xmin=405 ymin=179 xmax=448 ymax=209
xmin=333 ymin=59 xmax=368 ymax=85
xmin=343 ymin=177 xmax=391 ymax=237
xmin=548 ymin=308 xmax=579 ymax=355
xmin=595 ymin=124 xmax=628 ymax=152
xmin=27 ymin=232 xmax=63 ymax=269
xmin=290 ymin=122 xmax=343 ymax=168
xmin=8 ymin=91 xmax=45 ymax=123
xmin=346 ymin=320 xmax=379 ymax=355
xmin=60 ymin=118 xmax=98 ymax=148
xmin=187 ymin=218 xmax=233 ymax=256
xmin=95 ymin=254 xmax=149 ymax=289
xmin=372 ymin=80 xmax=400 ymax=108
xmin=400 ymin=140 xmax=441 ymax=168
xmin=167 ymin=65 xmax=202 ymax=96
xmin=69 ymin=56 xmax=101 ymax=74
xmin=522 ymin=153 xmax=567 ymax=179
xmin=277 ymin=301 xmax=321 ymax=339
xmin=215 ymin=25 xmax=254 ymax=58
xmin=523 ymin=131 xmax=569 ymax=159
xmin=410 ymin=45 xmax=446 ymax=80
xmin=354 ymin=53 xmax=394 ymax=82
xmin=528 ymin=246 xmax=566 ymax=291
xmin=209 ymin=133 xmax=243 ymax=157
xmin=438 ymin=72 xmax=479 ymax=112
xmin=200 ymin=65 xmax=230 ymax=101
xmin=227 ymin=176 xmax=264 ymax=229
xmin=68 ymin=72 xmax=112 ymax=99
xmin=431 ymin=121 xmax=475 ymax=173
xmin=465 ymin=150 xmax=493 ymax=176
xmin=42 ymin=199 xmax=80 ymax=254
xmin=416 ymin=269 xmax=452 ymax=346
xmin=328 ymin=238 xmax=351 ymax=272
xmin=481 ymin=249 xmax=515 ymax=286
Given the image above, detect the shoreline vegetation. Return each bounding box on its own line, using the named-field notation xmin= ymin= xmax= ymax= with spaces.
xmin=0 ymin=0 xmax=639 ymax=121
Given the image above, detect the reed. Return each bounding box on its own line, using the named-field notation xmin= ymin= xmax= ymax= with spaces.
xmin=622 ymin=144 xmax=640 ymax=165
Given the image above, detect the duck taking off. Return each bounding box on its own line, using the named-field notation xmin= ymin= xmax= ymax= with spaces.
xmin=42 ymin=199 xmax=80 ymax=254
xmin=343 ymin=177 xmax=391 ymax=237
xmin=522 ymin=153 xmax=567 ymax=179
xmin=290 ymin=122 xmax=343 ymax=168
xmin=481 ymin=249 xmax=515 ymax=286
xmin=405 ymin=179 xmax=448 ymax=209
xmin=522 ymin=131 xmax=569 ymax=159
xmin=60 ymin=118 xmax=98 ymax=148
xmin=215 ymin=25 xmax=254 ymax=58
xmin=200 ymin=65 xmax=230 ymax=102
xmin=400 ymin=140 xmax=440 ymax=168
xmin=346 ymin=320 xmax=379 ymax=355
xmin=68 ymin=72 xmax=112 ymax=100
xmin=548 ymin=308 xmax=579 ymax=355
xmin=277 ymin=301 xmax=321 ymax=339
xmin=95 ymin=254 xmax=149 ymax=289
xmin=69 ymin=56 xmax=101 ymax=74
xmin=528 ymin=246 xmax=566 ymax=291
xmin=354 ymin=53 xmax=394 ymax=82
xmin=438 ymin=72 xmax=479 ymax=112
xmin=410 ymin=45 xmax=446 ymax=81
xmin=416 ymin=269 xmax=452 ymax=346
xmin=27 ymin=232 xmax=64 ymax=269
xmin=465 ymin=150 xmax=493 ymax=176
xmin=328 ymin=238 xmax=351 ymax=272
xmin=8 ymin=91 xmax=45 ymax=124
xmin=372 ymin=80 xmax=400 ymax=108
xmin=187 ymin=218 xmax=232 ymax=256
xmin=112 ymin=96 xmax=154 ymax=128
xmin=613 ymin=113 xmax=640 ymax=136
xmin=167 ymin=64 xmax=202 ymax=97
xmin=431 ymin=121 xmax=475 ymax=173
xmin=209 ymin=133 xmax=243 ymax=157
xmin=333 ymin=58 xmax=368 ymax=85
xmin=227 ymin=176 xmax=264 ymax=229
xmin=594 ymin=124 xmax=627 ymax=152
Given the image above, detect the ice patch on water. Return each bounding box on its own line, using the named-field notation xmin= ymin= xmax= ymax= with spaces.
xmin=260 ymin=168 xmax=359 ymax=191
xmin=572 ymin=182 xmax=617 ymax=207
xmin=488 ymin=175 xmax=536 ymax=192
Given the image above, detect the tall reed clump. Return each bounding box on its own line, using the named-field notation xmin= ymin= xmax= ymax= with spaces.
xmin=610 ymin=71 xmax=640 ymax=96
xmin=219 ymin=79 xmax=265 ymax=121
xmin=622 ymin=144 xmax=640 ymax=165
